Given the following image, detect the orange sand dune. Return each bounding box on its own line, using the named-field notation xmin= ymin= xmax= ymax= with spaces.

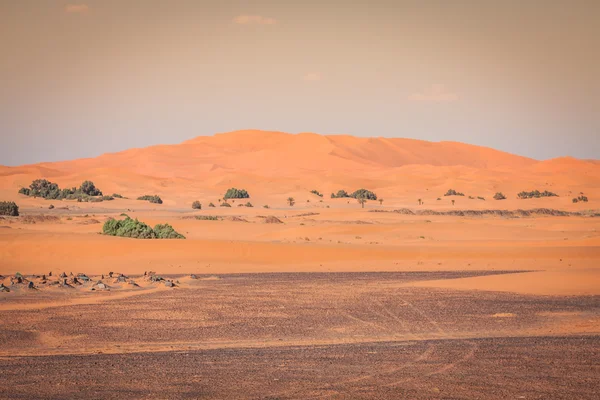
xmin=1 ymin=130 xmax=598 ymax=208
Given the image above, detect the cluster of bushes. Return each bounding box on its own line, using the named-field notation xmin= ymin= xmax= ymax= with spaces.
xmin=0 ymin=201 xmax=19 ymax=216
xmin=103 ymin=217 xmax=185 ymax=239
xmin=195 ymin=215 xmax=220 ymax=221
xmin=350 ymin=189 xmax=377 ymax=200
xmin=572 ymin=195 xmax=588 ymax=203
xmin=331 ymin=190 xmax=349 ymax=198
xmin=137 ymin=195 xmax=163 ymax=204
xmin=444 ymin=189 xmax=465 ymax=197
xmin=224 ymin=188 xmax=249 ymax=199
xmin=331 ymin=189 xmax=378 ymax=200
xmin=493 ymin=192 xmax=506 ymax=200
xmin=517 ymin=190 xmax=558 ymax=199
xmin=18 ymin=179 xmax=106 ymax=201
xmin=310 ymin=190 xmax=323 ymax=197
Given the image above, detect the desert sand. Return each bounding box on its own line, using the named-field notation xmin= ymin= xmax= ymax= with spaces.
xmin=0 ymin=130 xmax=599 ymax=399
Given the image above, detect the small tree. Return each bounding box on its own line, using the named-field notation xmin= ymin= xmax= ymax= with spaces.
xmin=287 ymin=197 xmax=295 ymax=206
xmin=451 ymin=199 xmax=455 ymax=206
xmin=357 ymin=197 xmax=367 ymax=208
xmin=379 ymin=199 xmax=383 ymax=205
xmin=79 ymin=180 xmax=102 ymax=196
xmin=192 ymin=201 xmax=202 ymax=210
xmin=418 ymin=199 xmax=422 ymax=205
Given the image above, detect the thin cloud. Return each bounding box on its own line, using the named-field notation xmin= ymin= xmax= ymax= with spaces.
xmin=233 ymin=15 xmax=277 ymax=25
xmin=408 ymin=84 xmax=458 ymax=103
xmin=303 ymin=73 xmax=321 ymax=82
xmin=65 ymin=4 xmax=89 ymax=14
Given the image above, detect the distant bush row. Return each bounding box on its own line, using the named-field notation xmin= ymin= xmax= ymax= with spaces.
xmin=517 ymin=190 xmax=558 ymax=199
xmin=310 ymin=190 xmax=323 ymax=197
xmin=0 ymin=201 xmax=19 ymax=216
xmin=103 ymin=217 xmax=184 ymax=239
xmin=18 ymin=179 xmax=105 ymax=201
xmin=444 ymin=189 xmax=465 ymax=197
xmin=572 ymin=195 xmax=588 ymax=203
xmin=331 ymin=188 xmax=378 ymax=200
xmin=137 ymin=195 xmax=163 ymax=204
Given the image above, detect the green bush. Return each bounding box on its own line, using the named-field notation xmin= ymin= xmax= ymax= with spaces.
xmin=444 ymin=189 xmax=464 ymax=197
xmin=137 ymin=195 xmax=163 ymax=204
xmin=310 ymin=190 xmax=323 ymax=197
xmin=18 ymin=187 xmax=30 ymax=196
xmin=493 ymin=192 xmax=506 ymax=200
xmin=224 ymin=188 xmax=250 ymax=199
xmin=154 ymin=223 xmax=186 ymax=239
xmin=220 ymin=202 xmax=232 ymax=207
xmin=102 ymin=217 xmax=184 ymax=239
xmin=350 ymin=189 xmax=377 ymax=200
xmin=112 ymin=193 xmax=124 ymax=198
xmin=0 ymin=201 xmax=19 ymax=216
xmin=102 ymin=195 xmax=114 ymax=201
xmin=331 ymin=190 xmax=349 ymax=198
xmin=245 ymin=202 xmax=253 ymax=207
xmin=192 ymin=201 xmax=202 ymax=210
xmin=517 ymin=190 xmax=558 ymax=199
xmin=195 ymin=215 xmax=219 ymax=221
xmin=80 ymin=180 xmax=102 ymax=196
xmin=573 ymin=195 xmax=588 ymax=203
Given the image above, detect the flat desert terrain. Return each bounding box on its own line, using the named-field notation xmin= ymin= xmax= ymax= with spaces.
xmin=1 ymin=131 xmax=599 ymax=399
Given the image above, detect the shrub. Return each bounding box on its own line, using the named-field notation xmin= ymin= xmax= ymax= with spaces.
xmin=29 ymin=179 xmax=61 ymax=199
xmin=287 ymin=197 xmax=295 ymax=206
xmin=263 ymin=205 xmax=270 ymax=209
xmin=48 ymin=204 xmax=55 ymax=209
xmin=18 ymin=187 xmax=30 ymax=196
xmin=192 ymin=201 xmax=202 ymax=210
xmin=102 ymin=195 xmax=114 ymax=201
xmin=0 ymin=201 xmax=19 ymax=216
xmin=331 ymin=190 xmax=349 ymax=198
xmin=573 ymin=195 xmax=588 ymax=203
xmin=220 ymin=202 xmax=231 ymax=207
xmin=517 ymin=190 xmax=558 ymax=199
xmin=80 ymin=180 xmax=102 ymax=196
xmin=350 ymin=189 xmax=377 ymax=200
xmin=477 ymin=196 xmax=486 ymax=200
xmin=245 ymin=202 xmax=253 ymax=207
xmin=195 ymin=215 xmax=219 ymax=221
xmin=102 ymin=217 xmax=184 ymax=239
xmin=90 ymin=197 xmax=104 ymax=203
xmin=493 ymin=192 xmax=506 ymax=200
xmin=208 ymin=202 xmax=216 ymax=207
xmin=223 ymin=188 xmax=250 ymax=199
xmin=112 ymin=193 xmax=124 ymax=198
xmin=436 ymin=198 xmax=441 ymax=201
xmin=137 ymin=195 xmax=163 ymax=204
xmin=444 ymin=189 xmax=464 ymax=197
xmin=572 ymin=198 xmax=578 ymax=203
xmin=120 ymin=213 xmax=129 ymax=217
xmin=468 ymin=196 xmax=475 ymax=199
xmin=154 ymin=223 xmax=186 ymax=239
xmin=310 ymin=190 xmax=323 ymax=197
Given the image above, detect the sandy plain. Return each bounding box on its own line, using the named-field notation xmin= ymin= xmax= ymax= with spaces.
xmin=0 ymin=130 xmax=599 ymax=398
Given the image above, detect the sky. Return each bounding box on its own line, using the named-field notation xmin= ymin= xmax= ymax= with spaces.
xmin=1 ymin=0 xmax=599 ymax=165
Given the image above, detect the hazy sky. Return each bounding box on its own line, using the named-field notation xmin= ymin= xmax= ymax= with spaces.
xmin=1 ymin=0 xmax=599 ymax=165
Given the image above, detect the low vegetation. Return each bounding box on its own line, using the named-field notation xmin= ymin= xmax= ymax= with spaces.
xmin=220 ymin=202 xmax=232 ymax=207
xmin=477 ymin=196 xmax=486 ymax=200
xmin=102 ymin=216 xmax=185 ymax=239
xmin=192 ymin=201 xmax=202 ymax=209
xmin=137 ymin=195 xmax=163 ymax=204
xmin=112 ymin=193 xmax=124 ymax=198
xmin=331 ymin=190 xmax=350 ymax=198
xmin=224 ymin=188 xmax=250 ymax=199
xmin=18 ymin=179 xmax=106 ymax=201
xmin=208 ymin=202 xmax=216 ymax=207
xmin=0 ymin=201 xmax=19 ymax=216
xmin=444 ymin=189 xmax=465 ymax=197
xmin=572 ymin=195 xmax=588 ymax=203
xmin=517 ymin=190 xmax=558 ymax=199
xmin=195 ymin=215 xmax=220 ymax=221
xmin=245 ymin=201 xmax=253 ymax=207
xmin=350 ymin=189 xmax=377 ymax=200
xmin=493 ymin=192 xmax=506 ymax=200
xmin=310 ymin=190 xmax=323 ymax=197
xmin=287 ymin=197 xmax=295 ymax=206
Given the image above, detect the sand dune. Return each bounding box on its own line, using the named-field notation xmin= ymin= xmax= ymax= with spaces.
xmin=1 ymin=130 xmax=598 ymax=207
